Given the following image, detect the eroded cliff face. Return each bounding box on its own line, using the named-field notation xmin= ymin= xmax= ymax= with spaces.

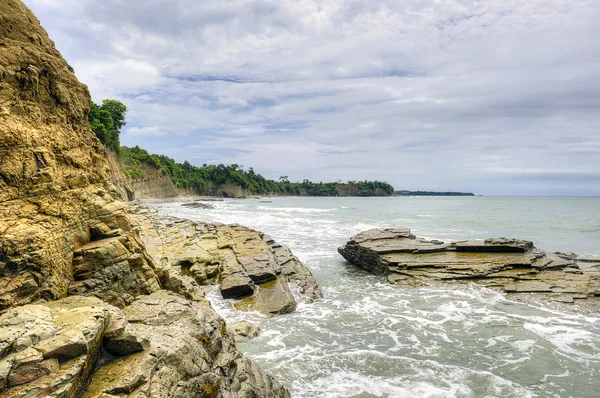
xmin=0 ymin=0 xmax=123 ymax=310
xmin=0 ymin=2 xmax=293 ymax=396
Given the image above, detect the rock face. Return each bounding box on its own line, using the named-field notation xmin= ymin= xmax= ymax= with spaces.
xmin=127 ymin=205 xmax=323 ymax=316
xmin=339 ymin=228 xmax=600 ymax=307
xmin=0 ymin=2 xmax=296 ymax=396
xmin=0 ymin=0 xmax=124 ymax=310
xmin=129 ymin=162 xmax=186 ymax=200
xmin=1 ymin=294 xmax=290 ymax=397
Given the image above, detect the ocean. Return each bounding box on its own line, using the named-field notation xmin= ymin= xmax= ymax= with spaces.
xmin=150 ymin=196 xmax=600 ymax=398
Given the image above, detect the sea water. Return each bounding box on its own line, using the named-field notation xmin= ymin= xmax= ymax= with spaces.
xmin=151 ymin=196 xmax=600 ymax=398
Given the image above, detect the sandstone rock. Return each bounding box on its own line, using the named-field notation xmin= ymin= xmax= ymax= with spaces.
xmin=181 ymin=201 xmax=214 ymax=210
xmin=339 ymin=228 xmax=600 ymax=308
xmin=0 ymin=2 xmax=294 ymax=397
xmin=234 ymin=276 xmax=298 ymax=316
xmin=0 ymin=0 xmax=133 ymax=311
xmin=0 ymin=296 xmax=111 ymax=396
xmin=452 ymin=238 xmax=534 ymax=252
xmin=82 ymin=291 xmax=290 ymax=398
xmin=263 ymin=234 xmax=323 ymax=301
xmin=126 ymin=205 xmax=322 ymax=314
xmin=227 ymin=321 xmax=261 ymax=342
xmin=68 ymin=235 xmax=161 ymax=308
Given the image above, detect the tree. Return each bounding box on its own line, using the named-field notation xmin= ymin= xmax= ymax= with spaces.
xmin=100 ymin=99 xmax=127 ymax=131
xmin=89 ymin=99 xmax=127 ymax=153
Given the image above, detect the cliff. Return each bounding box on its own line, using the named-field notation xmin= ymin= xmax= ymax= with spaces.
xmin=0 ymin=1 xmax=301 ymax=396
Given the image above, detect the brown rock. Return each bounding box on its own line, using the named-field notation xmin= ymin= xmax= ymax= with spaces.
xmin=234 ymin=276 xmax=298 ymax=316
xmin=82 ymin=291 xmax=290 ymax=398
xmin=227 ymin=320 xmax=261 ymax=342
xmin=339 ymin=228 xmax=600 ymax=308
xmin=126 ymin=204 xmax=322 ymax=313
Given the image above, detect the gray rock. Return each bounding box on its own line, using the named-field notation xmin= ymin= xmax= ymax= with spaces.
xmin=227 ymin=320 xmax=261 ymax=342
xmin=339 ymin=228 xmax=600 ymax=309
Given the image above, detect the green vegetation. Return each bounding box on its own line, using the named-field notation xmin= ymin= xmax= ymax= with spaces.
xmin=90 ymin=98 xmax=394 ymax=197
xmin=89 ymin=99 xmax=127 ymax=153
xmin=119 ymin=145 xmax=395 ymax=197
xmin=395 ymin=190 xmax=475 ymax=196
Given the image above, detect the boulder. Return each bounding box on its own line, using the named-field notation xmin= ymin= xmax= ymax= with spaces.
xmin=234 ymin=276 xmax=297 ymax=316
xmin=0 ymin=296 xmax=110 ymax=396
xmin=227 ymin=321 xmax=261 ymax=342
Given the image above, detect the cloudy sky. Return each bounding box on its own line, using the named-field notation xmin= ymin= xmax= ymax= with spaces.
xmin=24 ymin=0 xmax=600 ymax=195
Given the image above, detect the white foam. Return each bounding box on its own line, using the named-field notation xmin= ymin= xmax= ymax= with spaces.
xmin=149 ymin=197 xmax=600 ymax=397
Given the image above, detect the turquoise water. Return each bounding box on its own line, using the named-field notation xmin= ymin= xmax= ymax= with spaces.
xmin=153 ymin=196 xmax=600 ymax=398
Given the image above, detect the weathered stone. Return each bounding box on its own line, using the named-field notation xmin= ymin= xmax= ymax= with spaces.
xmin=126 ymin=204 xmax=322 ymax=313
xmin=339 ymin=228 xmax=600 ymax=308
xmin=0 ymin=296 xmax=110 ymax=396
xmin=82 ymin=291 xmax=290 ymax=398
xmin=453 ymin=238 xmax=534 ymax=252
xmin=3 ymin=356 xmax=88 ymax=398
xmin=181 ymin=201 xmax=214 ymax=210
xmin=221 ymin=273 xmax=256 ymax=299
xmin=264 ymin=234 xmax=323 ymax=301
xmin=103 ymin=325 xmax=150 ymax=356
xmin=227 ymin=320 xmax=261 ymax=342
xmin=5 ymin=347 xmax=43 ymax=387
xmin=0 ymin=2 xmax=294 ymax=397
xmin=234 ymin=276 xmax=298 ymax=316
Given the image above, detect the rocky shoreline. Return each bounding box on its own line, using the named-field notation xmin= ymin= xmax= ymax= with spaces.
xmin=127 ymin=204 xmax=322 ymax=315
xmin=0 ymin=1 xmax=315 ymax=395
xmin=339 ymin=228 xmax=600 ymax=311
xmin=0 ymin=200 xmax=322 ymax=397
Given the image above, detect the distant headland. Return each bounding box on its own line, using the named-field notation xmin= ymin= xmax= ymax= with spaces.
xmin=395 ymin=190 xmax=476 ymax=196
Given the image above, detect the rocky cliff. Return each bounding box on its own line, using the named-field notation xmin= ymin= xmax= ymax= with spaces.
xmin=0 ymin=1 xmax=297 ymax=396
xmin=339 ymin=228 xmax=600 ymax=311
xmin=125 ymin=162 xmax=184 ymax=200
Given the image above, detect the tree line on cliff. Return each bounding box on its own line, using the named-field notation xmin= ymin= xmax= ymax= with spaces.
xmin=89 ymin=99 xmax=395 ymax=197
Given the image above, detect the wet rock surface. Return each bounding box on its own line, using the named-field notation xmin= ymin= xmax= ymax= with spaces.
xmin=126 ymin=204 xmax=323 ymax=316
xmin=181 ymin=201 xmax=215 ymax=210
xmin=339 ymin=228 xmax=600 ymax=309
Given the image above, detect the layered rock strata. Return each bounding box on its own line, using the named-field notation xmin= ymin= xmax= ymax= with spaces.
xmin=0 ymin=1 xmax=296 ymax=396
xmin=339 ymin=228 xmax=600 ymax=308
xmin=0 ymin=294 xmax=290 ymax=397
xmin=127 ymin=204 xmax=323 ymax=316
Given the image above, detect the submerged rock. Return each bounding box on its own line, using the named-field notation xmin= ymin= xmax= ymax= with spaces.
xmin=181 ymin=201 xmax=215 ymax=210
xmin=339 ymin=228 xmax=600 ymax=309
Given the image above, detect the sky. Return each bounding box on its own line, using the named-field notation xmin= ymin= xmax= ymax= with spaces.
xmin=23 ymin=0 xmax=600 ymax=195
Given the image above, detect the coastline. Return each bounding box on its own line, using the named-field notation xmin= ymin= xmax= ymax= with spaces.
xmin=149 ymin=196 xmax=600 ymax=397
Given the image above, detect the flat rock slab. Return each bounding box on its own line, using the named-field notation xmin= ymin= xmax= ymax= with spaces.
xmin=339 ymin=228 xmax=600 ymax=309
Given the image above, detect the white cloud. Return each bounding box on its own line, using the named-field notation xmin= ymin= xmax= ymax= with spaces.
xmin=217 ymin=96 xmax=248 ymax=107
xmin=22 ymin=0 xmax=600 ymax=195
xmin=126 ymin=126 xmax=167 ymax=136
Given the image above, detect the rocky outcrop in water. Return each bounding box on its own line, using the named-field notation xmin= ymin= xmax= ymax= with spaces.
xmin=339 ymin=228 xmax=600 ymax=308
xmin=0 ymin=1 xmax=294 ymax=396
xmin=127 ymin=205 xmax=323 ymax=316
